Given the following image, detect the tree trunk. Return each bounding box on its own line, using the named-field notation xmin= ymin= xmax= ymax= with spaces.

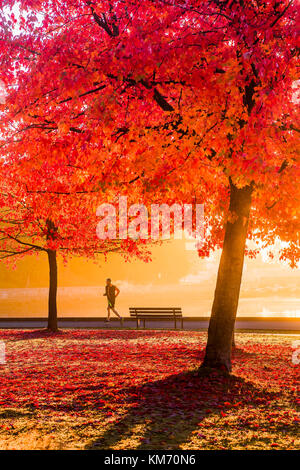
xmin=232 ymin=330 xmax=236 ymax=349
xmin=47 ymin=249 xmax=58 ymax=332
xmin=201 ymin=180 xmax=253 ymax=372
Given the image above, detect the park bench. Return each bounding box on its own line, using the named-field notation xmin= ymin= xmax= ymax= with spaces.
xmin=129 ymin=307 xmax=183 ymax=329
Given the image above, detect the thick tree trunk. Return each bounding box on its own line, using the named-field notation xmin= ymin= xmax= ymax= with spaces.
xmin=47 ymin=249 xmax=58 ymax=332
xmin=232 ymin=330 xmax=236 ymax=349
xmin=201 ymin=180 xmax=253 ymax=373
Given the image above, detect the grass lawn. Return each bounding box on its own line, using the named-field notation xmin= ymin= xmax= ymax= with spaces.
xmin=0 ymin=329 xmax=298 ymax=450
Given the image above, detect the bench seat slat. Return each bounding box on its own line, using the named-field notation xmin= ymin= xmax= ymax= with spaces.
xmin=130 ymin=311 xmax=182 ymax=315
xmin=130 ymin=312 xmax=182 ymax=315
xmin=129 ymin=307 xmax=181 ymax=309
xmin=129 ymin=308 xmax=181 ymax=312
xmin=130 ymin=315 xmax=182 ymax=319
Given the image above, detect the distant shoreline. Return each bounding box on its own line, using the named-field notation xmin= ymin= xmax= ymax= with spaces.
xmin=0 ymin=287 xmax=299 ymax=318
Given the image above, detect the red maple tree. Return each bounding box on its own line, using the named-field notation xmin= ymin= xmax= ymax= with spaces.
xmin=0 ymin=0 xmax=299 ymax=370
xmin=0 ymin=154 xmax=148 ymax=331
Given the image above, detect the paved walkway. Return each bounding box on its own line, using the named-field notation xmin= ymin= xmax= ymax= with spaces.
xmin=0 ymin=317 xmax=299 ymax=331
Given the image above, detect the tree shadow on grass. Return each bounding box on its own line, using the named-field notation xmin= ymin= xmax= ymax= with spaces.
xmin=3 ymin=328 xmax=189 ymax=343
xmin=0 ymin=408 xmax=35 ymax=418
xmin=86 ymin=370 xmax=281 ymax=450
xmin=232 ymin=346 xmax=259 ymax=358
xmin=2 ymin=329 xmax=66 ymax=342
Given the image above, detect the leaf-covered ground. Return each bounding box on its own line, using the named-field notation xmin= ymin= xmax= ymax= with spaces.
xmin=0 ymin=329 xmax=298 ymax=450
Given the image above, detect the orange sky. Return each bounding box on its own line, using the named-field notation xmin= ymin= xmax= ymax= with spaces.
xmin=0 ymin=240 xmax=299 ymax=318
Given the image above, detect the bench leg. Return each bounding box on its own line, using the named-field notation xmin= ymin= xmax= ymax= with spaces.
xmin=174 ymin=318 xmax=177 ymax=329
xmin=143 ymin=319 xmax=146 ymax=329
xmin=136 ymin=318 xmax=139 ymax=329
xmin=181 ymin=318 xmax=183 ymax=329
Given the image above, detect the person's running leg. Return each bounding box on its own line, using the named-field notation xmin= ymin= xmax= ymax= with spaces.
xmin=110 ymin=306 xmax=123 ymax=325
xmin=106 ymin=306 xmax=111 ymax=321
xmin=111 ymin=307 xmax=121 ymax=319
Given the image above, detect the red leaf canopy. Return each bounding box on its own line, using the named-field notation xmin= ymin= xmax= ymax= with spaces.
xmin=0 ymin=0 xmax=299 ymax=263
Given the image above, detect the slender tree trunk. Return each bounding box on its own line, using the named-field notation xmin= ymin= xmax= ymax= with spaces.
xmin=201 ymin=180 xmax=253 ymax=373
xmin=47 ymin=249 xmax=58 ymax=332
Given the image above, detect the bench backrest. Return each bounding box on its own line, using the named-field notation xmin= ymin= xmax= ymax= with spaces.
xmin=129 ymin=307 xmax=182 ymax=317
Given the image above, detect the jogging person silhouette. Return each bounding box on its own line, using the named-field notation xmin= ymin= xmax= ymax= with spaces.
xmin=104 ymin=278 xmax=123 ymax=323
